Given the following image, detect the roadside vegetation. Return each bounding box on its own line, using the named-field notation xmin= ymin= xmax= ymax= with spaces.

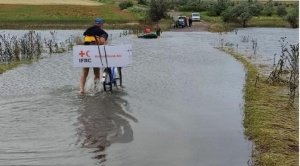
xmin=0 ymin=30 xmax=79 ymax=74
xmin=111 ymin=0 xmax=299 ymax=33
xmin=165 ymin=0 xmax=298 ymax=31
xmin=0 ymin=60 xmax=33 ymax=74
xmin=218 ymin=37 xmax=298 ymax=165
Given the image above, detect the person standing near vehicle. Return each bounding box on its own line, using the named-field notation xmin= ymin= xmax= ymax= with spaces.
xmin=80 ymin=18 xmax=108 ymax=94
xmin=189 ymin=16 xmax=193 ymax=27
xmin=155 ymin=26 xmax=162 ymax=36
xmin=185 ymin=16 xmax=189 ymax=27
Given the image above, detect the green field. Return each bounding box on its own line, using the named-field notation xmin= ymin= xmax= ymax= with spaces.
xmin=0 ymin=4 xmax=136 ymax=29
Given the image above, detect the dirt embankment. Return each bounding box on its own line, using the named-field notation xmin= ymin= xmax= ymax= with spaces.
xmin=0 ymin=0 xmax=103 ymax=6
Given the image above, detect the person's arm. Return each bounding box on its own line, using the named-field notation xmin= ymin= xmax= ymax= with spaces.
xmin=98 ymin=36 xmax=106 ymax=45
xmin=96 ymin=29 xmax=108 ymax=45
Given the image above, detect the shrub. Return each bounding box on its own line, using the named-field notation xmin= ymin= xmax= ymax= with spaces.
xmin=221 ymin=2 xmax=253 ymax=27
xmin=285 ymin=7 xmax=299 ymax=28
xmin=207 ymin=0 xmax=231 ymax=16
xmin=178 ymin=4 xmax=206 ymax=12
xmin=119 ymin=1 xmax=133 ymax=10
xmin=148 ymin=0 xmax=169 ymax=22
xmin=137 ymin=0 xmax=147 ymax=5
xmin=276 ymin=5 xmax=287 ymax=17
xmin=178 ymin=1 xmax=209 ymax=12
xmin=262 ymin=3 xmax=273 ymax=16
xmin=249 ymin=2 xmax=263 ymax=16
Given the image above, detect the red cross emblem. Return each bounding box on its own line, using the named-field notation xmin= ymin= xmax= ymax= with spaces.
xmin=79 ymin=50 xmax=90 ymax=57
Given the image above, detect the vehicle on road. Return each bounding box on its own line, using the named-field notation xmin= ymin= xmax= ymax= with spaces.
xmin=191 ymin=13 xmax=200 ymax=22
xmin=174 ymin=16 xmax=186 ymax=28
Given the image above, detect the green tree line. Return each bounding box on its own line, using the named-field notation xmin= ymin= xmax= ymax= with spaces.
xmin=119 ymin=0 xmax=299 ymax=28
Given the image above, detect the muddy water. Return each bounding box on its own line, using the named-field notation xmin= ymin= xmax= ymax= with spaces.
xmin=219 ymin=27 xmax=299 ymax=67
xmin=0 ymin=30 xmax=253 ymax=166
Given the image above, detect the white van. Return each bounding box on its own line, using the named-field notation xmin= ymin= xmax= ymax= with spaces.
xmin=191 ymin=13 xmax=200 ymax=22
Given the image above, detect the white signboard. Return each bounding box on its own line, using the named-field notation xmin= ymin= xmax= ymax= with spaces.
xmin=73 ymin=45 xmax=132 ymax=67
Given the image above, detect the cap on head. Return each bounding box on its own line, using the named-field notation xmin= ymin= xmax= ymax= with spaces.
xmin=95 ymin=18 xmax=103 ymax=24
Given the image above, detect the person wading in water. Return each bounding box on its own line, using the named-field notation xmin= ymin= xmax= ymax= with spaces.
xmin=80 ymin=18 xmax=108 ymax=94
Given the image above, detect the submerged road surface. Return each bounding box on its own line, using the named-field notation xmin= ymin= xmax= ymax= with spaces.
xmin=0 ymin=30 xmax=252 ymax=166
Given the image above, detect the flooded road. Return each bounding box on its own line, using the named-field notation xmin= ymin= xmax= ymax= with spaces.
xmin=0 ymin=30 xmax=253 ymax=165
xmin=219 ymin=27 xmax=299 ymax=68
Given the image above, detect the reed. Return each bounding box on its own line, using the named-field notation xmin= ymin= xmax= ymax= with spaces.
xmin=0 ymin=31 xmax=78 ymax=64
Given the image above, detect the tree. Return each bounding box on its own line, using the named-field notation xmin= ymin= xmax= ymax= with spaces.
xmin=276 ymin=5 xmax=287 ymax=17
xmin=262 ymin=2 xmax=273 ymax=16
xmin=182 ymin=0 xmax=189 ymax=5
xmin=285 ymin=7 xmax=299 ymax=28
xmin=137 ymin=0 xmax=147 ymax=5
xmin=221 ymin=2 xmax=253 ymax=27
xmin=148 ymin=0 xmax=169 ymax=22
xmin=249 ymin=2 xmax=263 ymax=16
xmin=207 ymin=0 xmax=231 ymax=16
xmin=119 ymin=1 xmax=133 ymax=10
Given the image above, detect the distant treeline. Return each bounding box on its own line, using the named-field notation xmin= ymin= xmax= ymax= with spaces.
xmin=132 ymin=0 xmax=298 ymax=28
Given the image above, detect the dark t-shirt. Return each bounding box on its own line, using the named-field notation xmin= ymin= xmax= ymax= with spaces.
xmin=83 ymin=25 xmax=108 ymax=45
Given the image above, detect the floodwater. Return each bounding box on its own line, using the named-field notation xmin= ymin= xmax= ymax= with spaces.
xmin=0 ymin=28 xmax=296 ymax=166
xmin=219 ymin=27 xmax=299 ymax=67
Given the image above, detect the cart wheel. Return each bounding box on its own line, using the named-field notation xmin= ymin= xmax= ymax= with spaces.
xmin=108 ymin=68 xmax=113 ymax=92
xmin=103 ymin=81 xmax=106 ymax=92
xmin=103 ymin=68 xmax=112 ymax=92
xmin=109 ymin=83 xmax=113 ymax=92
xmin=112 ymin=68 xmax=118 ymax=87
xmin=118 ymin=67 xmax=122 ymax=87
xmin=103 ymin=82 xmax=112 ymax=92
xmin=102 ymin=69 xmax=108 ymax=92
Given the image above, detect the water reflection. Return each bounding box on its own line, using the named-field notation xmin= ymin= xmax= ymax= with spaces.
xmin=76 ymin=91 xmax=137 ymax=163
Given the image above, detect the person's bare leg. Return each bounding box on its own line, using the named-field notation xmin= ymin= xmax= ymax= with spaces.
xmin=93 ymin=68 xmax=100 ymax=86
xmin=80 ymin=68 xmax=89 ymax=94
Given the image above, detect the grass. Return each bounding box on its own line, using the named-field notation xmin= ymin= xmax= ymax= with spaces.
xmin=218 ymin=47 xmax=299 ymax=166
xmin=248 ymin=16 xmax=290 ymax=27
xmin=0 ymin=60 xmax=35 ymax=74
xmin=199 ymin=12 xmax=223 ymax=23
xmin=0 ymin=4 xmax=136 ymax=29
xmin=205 ymin=14 xmax=292 ymax=32
xmin=125 ymin=5 xmax=148 ymax=21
